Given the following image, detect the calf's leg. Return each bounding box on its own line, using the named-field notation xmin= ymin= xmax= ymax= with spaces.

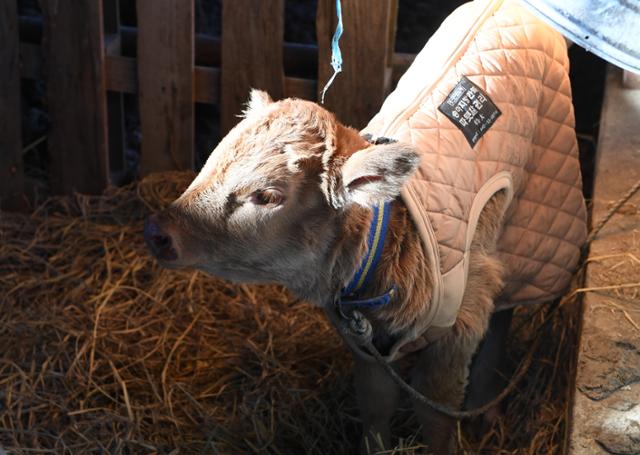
xmin=411 ymin=191 xmax=509 ymax=453
xmin=353 ymin=354 xmax=400 ymax=454
xmin=465 ymin=307 xmax=513 ymax=432
xmin=410 ymin=335 xmax=481 ymax=454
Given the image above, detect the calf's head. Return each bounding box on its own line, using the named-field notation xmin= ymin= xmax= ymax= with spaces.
xmin=145 ymin=90 xmax=419 ymax=303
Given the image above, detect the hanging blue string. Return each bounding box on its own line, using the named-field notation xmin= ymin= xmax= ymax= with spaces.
xmin=320 ymin=0 xmax=343 ymax=104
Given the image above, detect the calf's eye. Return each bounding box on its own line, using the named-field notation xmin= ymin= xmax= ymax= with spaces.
xmin=250 ymin=188 xmax=285 ymax=207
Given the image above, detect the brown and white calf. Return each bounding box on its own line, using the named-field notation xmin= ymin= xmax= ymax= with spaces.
xmin=145 ymin=91 xmax=511 ymax=453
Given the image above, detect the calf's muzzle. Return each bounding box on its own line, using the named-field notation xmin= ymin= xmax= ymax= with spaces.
xmin=144 ymin=214 xmax=178 ymax=261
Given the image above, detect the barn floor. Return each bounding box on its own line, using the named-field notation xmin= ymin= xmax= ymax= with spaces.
xmin=570 ymin=68 xmax=640 ymax=454
xmin=1 ymin=170 xmax=585 ymax=454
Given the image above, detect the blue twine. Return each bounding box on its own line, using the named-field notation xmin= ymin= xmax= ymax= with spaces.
xmin=320 ymin=0 xmax=343 ymax=104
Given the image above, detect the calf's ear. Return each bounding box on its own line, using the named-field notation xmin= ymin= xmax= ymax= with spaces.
xmin=242 ymin=89 xmax=273 ymax=119
xmin=339 ymin=142 xmax=420 ymax=208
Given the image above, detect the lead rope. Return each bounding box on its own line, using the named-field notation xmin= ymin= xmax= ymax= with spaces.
xmin=339 ymin=177 xmax=640 ymax=420
xmin=586 ymin=178 xmax=640 ymax=244
xmin=336 ymin=309 xmax=541 ymax=419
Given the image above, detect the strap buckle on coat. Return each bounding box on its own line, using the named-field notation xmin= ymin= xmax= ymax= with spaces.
xmin=336 ymin=201 xmax=396 ymax=316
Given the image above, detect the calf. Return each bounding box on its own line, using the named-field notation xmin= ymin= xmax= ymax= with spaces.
xmin=145 ymin=91 xmax=510 ymax=453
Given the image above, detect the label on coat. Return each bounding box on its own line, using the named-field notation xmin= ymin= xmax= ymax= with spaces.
xmin=438 ymin=76 xmax=501 ymax=147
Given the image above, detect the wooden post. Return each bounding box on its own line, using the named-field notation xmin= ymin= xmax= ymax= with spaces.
xmin=0 ymin=0 xmax=24 ymax=208
xmin=104 ymin=0 xmax=127 ymax=184
xmin=137 ymin=0 xmax=194 ymax=175
xmin=220 ymin=0 xmax=285 ymax=135
xmin=386 ymin=0 xmax=399 ymax=91
xmin=40 ymin=0 xmax=110 ymax=195
xmin=317 ymin=0 xmax=398 ymax=129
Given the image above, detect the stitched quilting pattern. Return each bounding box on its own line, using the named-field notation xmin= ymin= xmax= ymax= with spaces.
xmin=364 ymin=0 xmax=587 ymax=307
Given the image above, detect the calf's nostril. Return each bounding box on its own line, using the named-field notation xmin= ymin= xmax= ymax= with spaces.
xmin=144 ymin=216 xmax=178 ymax=261
xmin=152 ymin=233 xmax=171 ymax=248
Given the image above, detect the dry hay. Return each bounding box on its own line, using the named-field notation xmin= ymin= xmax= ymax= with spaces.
xmin=0 ymin=172 xmax=582 ymax=454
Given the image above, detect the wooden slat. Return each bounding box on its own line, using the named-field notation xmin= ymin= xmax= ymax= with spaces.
xmin=285 ymin=77 xmax=317 ymax=101
xmin=19 ymin=43 xmax=42 ymax=79
xmin=19 ymin=15 xmax=415 ymax=84
xmin=105 ymin=55 xmax=138 ymax=94
xmin=24 ymin=50 xmax=319 ymax=106
xmin=20 ymin=16 xmax=311 ymax=77
xmin=317 ymin=0 xmax=398 ymax=129
xmin=392 ymin=52 xmax=414 ymax=75
xmin=18 ymin=15 xmax=414 ymax=102
xmin=104 ymin=55 xmax=315 ymax=105
xmin=137 ymin=0 xmax=194 ymax=175
xmin=194 ymin=66 xmax=221 ymax=104
xmin=107 ymin=55 xmax=221 ymax=105
xmin=0 ymin=0 xmax=24 ymax=208
xmin=103 ymin=0 xmax=120 ymax=36
xmin=385 ymin=0 xmax=400 ymax=93
xmin=107 ymin=91 xmax=126 ymax=183
xmin=386 ymin=0 xmax=399 ymax=66
xmin=220 ymin=0 xmax=285 ymax=134
xmin=40 ymin=0 xmax=109 ymax=194
xmin=104 ymin=0 xmax=127 ymax=182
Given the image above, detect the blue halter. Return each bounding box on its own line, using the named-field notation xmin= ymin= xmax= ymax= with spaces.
xmin=338 ymin=202 xmax=397 ymax=309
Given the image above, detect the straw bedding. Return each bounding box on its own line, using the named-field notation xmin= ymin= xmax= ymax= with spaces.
xmin=0 ymin=172 xmax=582 ymax=454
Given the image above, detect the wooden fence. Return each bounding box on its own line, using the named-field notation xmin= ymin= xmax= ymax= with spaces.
xmin=1 ymin=0 xmax=412 ymax=205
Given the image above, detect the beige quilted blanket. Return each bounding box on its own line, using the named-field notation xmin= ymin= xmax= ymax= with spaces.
xmin=363 ymin=0 xmax=587 ymax=336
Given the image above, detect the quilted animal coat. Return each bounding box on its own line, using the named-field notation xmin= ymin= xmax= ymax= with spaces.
xmin=362 ymin=0 xmax=587 ymax=344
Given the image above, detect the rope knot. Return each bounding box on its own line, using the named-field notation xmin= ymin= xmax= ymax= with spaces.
xmin=338 ymin=310 xmax=373 ymax=347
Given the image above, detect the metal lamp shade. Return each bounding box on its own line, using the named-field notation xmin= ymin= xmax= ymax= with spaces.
xmin=520 ymin=0 xmax=640 ymax=73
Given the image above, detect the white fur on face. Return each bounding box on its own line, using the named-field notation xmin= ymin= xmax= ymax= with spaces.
xmin=171 ymin=116 xmax=327 ymax=289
